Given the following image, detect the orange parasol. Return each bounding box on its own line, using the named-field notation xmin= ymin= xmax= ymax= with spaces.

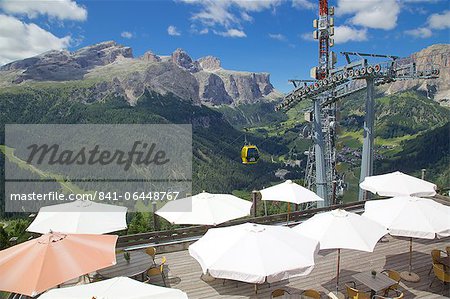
xmin=0 ymin=232 xmax=117 ymax=297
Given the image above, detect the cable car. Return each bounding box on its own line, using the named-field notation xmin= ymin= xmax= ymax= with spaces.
xmin=241 ymin=144 xmax=260 ymax=164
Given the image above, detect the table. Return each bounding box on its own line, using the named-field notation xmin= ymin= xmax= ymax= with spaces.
xmin=97 ymin=251 xmax=154 ymax=280
xmin=352 ymin=271 xmax=397 ymax=297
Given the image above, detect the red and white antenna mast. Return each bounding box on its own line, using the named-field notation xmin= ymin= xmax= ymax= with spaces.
xmin=313 ymin=0 xmax=335 ymax=80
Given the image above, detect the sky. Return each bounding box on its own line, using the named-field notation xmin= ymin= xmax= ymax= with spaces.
xmin=0 ymin=0 xmax=449 ymax=92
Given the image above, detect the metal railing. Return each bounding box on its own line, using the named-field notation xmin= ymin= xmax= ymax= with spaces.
xmin=116 ymin=200 xmax=367 ymax=250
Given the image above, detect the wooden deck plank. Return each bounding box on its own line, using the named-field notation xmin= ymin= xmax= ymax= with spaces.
xmin=139 ymin=235 xmax=450 ymax=298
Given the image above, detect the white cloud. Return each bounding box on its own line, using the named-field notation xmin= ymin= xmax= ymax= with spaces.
xmin=120 ymin=31 xmax=134 ymax=39
xmin=214 ymin=28 xmax=246 ymax=38
xmin=292 ymin=0 xmax=316 ymax=10
xmin=403 ymin=10 xmax=449 ymax=39
xmin=300 ymin=32 xmax=314 ymax=41
xmin=187 ymin=1 xmax=237 ymax=27
xmin=333 ymin=25 xmax=368 ymax=44
xmin=401 ymin=0 xmax=441 ymax=2
xmin=240 ymin=11 xmax=253 ymax=22
xmin=167 ymin=25 xmax=181 ymax=36
xmin=269 ymin=33 xmax=287 ymax=41
xmin=0 ymin=14 xmax=71 ymax=65
xmin=336 ymin=0 xmax=400 ymax=30
xmin=427 ymin=10 xmax=450 ymax=29
xmin=0 ymin=0 xmax=87 ymax=21
xmin=232 ymin=0 xmax=281 ymax=12
xmin=190 ymin=24 xmax=209 ymax=35
xmin=179 ymin=0 xmax=280 ymax=28
xmin=301 ymin=26 xmax=368 ymax=44
xmin=404 ymin=27 xmax=432 ymax=38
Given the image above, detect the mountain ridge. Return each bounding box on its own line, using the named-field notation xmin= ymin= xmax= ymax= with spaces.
xmin=382 ymin=44 xmax=450 ymax=106
xmin=0 ymin=41 xmax=282 ymax=106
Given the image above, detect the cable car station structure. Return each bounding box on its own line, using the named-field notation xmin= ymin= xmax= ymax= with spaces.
xmin=276 ymin=0 xmax=440 ymax=207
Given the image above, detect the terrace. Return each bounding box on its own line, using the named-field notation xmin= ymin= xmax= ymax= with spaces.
xmin=112 ymin=198 xmax=450 ymax=299
xmin=135 ymin=235 xmax=449 ymax=298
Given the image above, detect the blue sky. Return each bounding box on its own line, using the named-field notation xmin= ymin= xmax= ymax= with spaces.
xmin=0 ymin=0 xmax=449 ymax=92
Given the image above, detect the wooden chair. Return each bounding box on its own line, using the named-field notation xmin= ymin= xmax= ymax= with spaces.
xmin=446 ymin=246 xmax=450 ymax=256
xmin=301 ymin=289 xmax=321 ymax=298
xmin=271 ymin=289 xmax=290 ymax=298
xmin=146 ymin=256 xmax=166 ymax=286
xmin=345 ymin=282 xmax=371 ymax=299
xmin=373 ymin=290 xmax=404 ymax=299
xmin=145 ymin=246 xmax=157 ymax=263
xmin=380 ymin=269 xmax=401 ymax=295
xmin=429 ymin=263 xmax=450 ymax=294
xmin=428 ymin=249 xmax=447 ymax=275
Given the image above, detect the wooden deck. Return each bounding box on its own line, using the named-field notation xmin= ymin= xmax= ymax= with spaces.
xmin=125 ymin=235 xmax=450 ymax=299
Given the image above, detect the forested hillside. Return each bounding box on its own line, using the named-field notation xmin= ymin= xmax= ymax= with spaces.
xmin=0 ymin=87 xmax=287 ymax=218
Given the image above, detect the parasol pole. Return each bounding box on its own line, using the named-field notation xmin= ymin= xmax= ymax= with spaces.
xmin=409 ymin=237 xmax=412 ymax=273
xmin=400 ymin=237 xmax=420 ymax=282
xmin=336 ymin=248 xmax=341 ymax=293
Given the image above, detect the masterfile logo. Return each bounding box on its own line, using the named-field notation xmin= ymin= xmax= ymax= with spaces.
xmin=26 ymin=141 xmax=170 ymax=171
xmin=4 ymin=124 xmax=192 ymax=212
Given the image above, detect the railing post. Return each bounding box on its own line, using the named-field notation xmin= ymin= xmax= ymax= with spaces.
xmin=252 ymin=190 xmax=258 ymax=217
xmin=152 ymin=201 xmax=159 ymax=231
xmin=421 ymin=169 xmax=426 ymax=180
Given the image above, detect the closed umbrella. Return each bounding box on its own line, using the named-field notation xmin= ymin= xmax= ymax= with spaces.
xmin=189 ymin=222 xmax=318 ymax=288
xmin=0 ymin=232 xmax=117 ymax=297
xmin=363 ymin=196 xmax=450 ymax=281
xmin=156 ymin=192 xmax=252 ymax=226
xmin=359 ymin=171 xmax=436 ymax=197
xmin=27 ymin=200 xmax=127 ymax=234
xmin=293 ymin=209 xmax=387 ymax=294
xmin=39 ymin=276 xmax=188 ymax=299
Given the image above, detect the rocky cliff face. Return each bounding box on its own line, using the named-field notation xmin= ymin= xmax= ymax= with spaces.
xmin=382 ymin=44 xmax=450 ymax=106
xmin=0 ymin=42 xmax=279 ymax=106
xmin=1 ymin=41 xmax=133 ymax=82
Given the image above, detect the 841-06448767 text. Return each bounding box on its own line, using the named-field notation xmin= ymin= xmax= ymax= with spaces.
xmin=9 ymin=191 xmax=180 ymax=202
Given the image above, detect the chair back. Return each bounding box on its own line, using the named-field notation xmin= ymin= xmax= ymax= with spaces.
xmin=145 ymin=247 xmax=156 ymax=258
xmin=271 ymin=289 xmax=289 ymax=297
xmin=394 ymin=291 xmax=404 ymax=299
xmin=147 ymin=266 xmax=161 ymax=276
xmin=383 ymin=269 xmax=401 ymax=283
xmin=373 ymin=290 xmax=404 ymax=299
xmin=345 ymin=284 xmax=358 ymax=298
xmin=345 ymin=284 xmax=369 ymax=299
xmin=302 ymin=289 xmax=321 ymax=299
xmin=433 ymin=263 xmax=450 ymax=283
xmin=431 ymin=249 xmax=442 ymax=263
xmin=160 ymin=256 xmax=166 ymax=272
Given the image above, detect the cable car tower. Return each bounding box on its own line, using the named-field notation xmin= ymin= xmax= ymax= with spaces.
xmin=278 ymin=0 xmax=439 ymax=206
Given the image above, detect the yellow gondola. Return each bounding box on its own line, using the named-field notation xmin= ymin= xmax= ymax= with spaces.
xmin=241 ymin=144 xmax=260 ymax=164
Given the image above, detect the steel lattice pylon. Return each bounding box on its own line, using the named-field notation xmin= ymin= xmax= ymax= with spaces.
xmin=280 ymin=1 xmax=440 ymax=205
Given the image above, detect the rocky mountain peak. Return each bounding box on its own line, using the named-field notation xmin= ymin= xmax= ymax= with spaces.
xmin=72 ymin=41 xmax=133 ymax=66
xmin=384 ymin=43 xmax=450 ymax=106
xmin=198 ymin=56 xmax=221 ymax=71
xmin=140 ymin=51 xmax=161 ymax=62
xmin=171 ymin=48 xmax=199 ymax=72
xmin=0 ymin=41 xmax=133 ymax=81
